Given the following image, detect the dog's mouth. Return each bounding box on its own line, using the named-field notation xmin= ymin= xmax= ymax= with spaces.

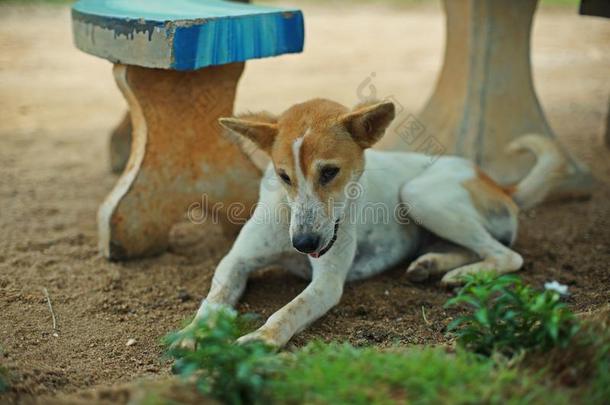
xmin=309 ymin=220 xmax=340 ymax=259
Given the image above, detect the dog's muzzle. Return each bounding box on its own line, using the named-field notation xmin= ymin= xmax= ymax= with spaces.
xmin=293 ymin=220 xmax=340 ymax=259
xmin=292 ymin=233 xmax=321 ymax=254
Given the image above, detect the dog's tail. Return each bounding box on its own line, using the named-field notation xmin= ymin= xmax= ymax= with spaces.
xmin=505 ymin=134 xmax=567 ymax=210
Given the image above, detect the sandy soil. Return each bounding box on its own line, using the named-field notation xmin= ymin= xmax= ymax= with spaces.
xmin=0 ymin=2 xmax=609 ymax=403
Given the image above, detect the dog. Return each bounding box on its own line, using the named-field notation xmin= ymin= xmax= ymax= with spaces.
xmin=175 ymin=98 xmax=565 ymax=348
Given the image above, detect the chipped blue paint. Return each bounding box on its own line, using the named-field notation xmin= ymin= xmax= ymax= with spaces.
xmin=172 ymin=12 xmax=304 ymax=70
xmin=72 ymin=0 xmax=304 ymax=71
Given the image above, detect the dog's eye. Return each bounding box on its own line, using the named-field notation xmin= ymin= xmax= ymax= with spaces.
xmin=320 ymin=166 xmax=340 ymax=186
xmin=278 ymin=170 xmax=292 ymax=186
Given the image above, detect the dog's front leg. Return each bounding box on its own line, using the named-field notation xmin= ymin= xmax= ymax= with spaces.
xmin=174 ymin=204 xmax=291 ymax=348
xmin=238 ymin=227 xmax=357 ymax=347
xmin=237 ymin=269 xmax=347 ymax=347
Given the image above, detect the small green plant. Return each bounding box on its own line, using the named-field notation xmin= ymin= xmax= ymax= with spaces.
xmin=445 ymin=273 xmax=579 ymax=357
xmin=164 ymin=308 xmax=276 ymax=405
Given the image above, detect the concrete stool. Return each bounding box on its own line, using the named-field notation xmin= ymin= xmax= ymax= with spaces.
xmin=72 ymin=0 xmax=304 ymax=259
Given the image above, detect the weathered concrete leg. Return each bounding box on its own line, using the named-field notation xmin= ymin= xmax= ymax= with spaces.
xmin=110 ymin=112 xmax=132 ymax=174
xmin=399 ymin=0 xmax=593 ymax=197
xmin=99 ymin=63 xmax=262 ymax=260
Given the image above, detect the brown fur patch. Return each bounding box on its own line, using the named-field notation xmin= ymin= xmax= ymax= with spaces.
xmin=464 ymin=169 xmax=519 ymax=219
xmin=477 ymin=168 xmax=517 ymax=196
xmin=270 ymin=99 xmax=365 ymax=202
xmin=229 ymin=98 xmax=392 ymax=209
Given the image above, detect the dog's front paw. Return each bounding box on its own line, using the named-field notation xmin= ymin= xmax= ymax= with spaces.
xmin=236 ymin=328 xmax=282 ymax=348
xmin=169 ymin=303 xmax=237 ymax=351
xmin=169 ymin=324 xmax=199 ymax=351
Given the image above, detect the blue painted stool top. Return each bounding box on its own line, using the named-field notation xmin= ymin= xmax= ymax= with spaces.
xmin=71 ymin=0 xmax=304 ymax=71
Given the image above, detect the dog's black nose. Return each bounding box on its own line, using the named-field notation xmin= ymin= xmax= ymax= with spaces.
xmin=292 ymin=234 xmax=321 ymax=254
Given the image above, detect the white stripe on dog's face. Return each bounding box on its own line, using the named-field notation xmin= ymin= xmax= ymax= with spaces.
xmin=268 ymin=100 xmax=369 ymax=257
xmin=291 ymin=134 xmax=308 ymax=196
xmin=288 ymin=133 xmax=330 ymax=252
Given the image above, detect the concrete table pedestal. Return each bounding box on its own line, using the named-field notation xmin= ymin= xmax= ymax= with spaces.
xmin=408 ymin=0 xmax=593 ymax=196
xmin=72 ymin=0 xmax=304 ymax=259
xmin=99 ymin=63 xmax=263 ymax=259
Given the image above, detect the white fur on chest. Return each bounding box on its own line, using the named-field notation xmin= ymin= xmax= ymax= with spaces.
xmin=258 ymin=150 xmax=477 ymax=281
xmin=345 ymin=150 xmax=431 ymax=280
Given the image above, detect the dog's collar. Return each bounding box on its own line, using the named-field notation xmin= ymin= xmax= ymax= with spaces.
xmin=309 ymin=220 xmax=340 ymax=259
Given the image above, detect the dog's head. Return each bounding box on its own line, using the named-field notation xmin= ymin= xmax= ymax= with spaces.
xmin=220 ymin=98 xmax=395 ymax=258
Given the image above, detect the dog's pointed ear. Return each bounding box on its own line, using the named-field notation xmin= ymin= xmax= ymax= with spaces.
xmin=340 ymin=101 xmax=395 ymax=148
xmin=219 ymin=116 xmax=278 ymax=153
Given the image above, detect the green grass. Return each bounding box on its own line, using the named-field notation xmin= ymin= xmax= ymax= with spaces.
xmin=166 ymin=324 xmax=573 ymax=405
xmin=164 ymin=277 xmax=609 ymax=405
xmin=533 ymin=310 xmax=610 ymax=404
xmin=271 ymin=343 xmax=568 ymax=405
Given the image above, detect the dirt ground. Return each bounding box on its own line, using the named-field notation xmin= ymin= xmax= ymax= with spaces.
xmin=0 ymin=2 xmax=609 ymax=403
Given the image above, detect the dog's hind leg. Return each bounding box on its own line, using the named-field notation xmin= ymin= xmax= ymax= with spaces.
xmin=406 ymin=242 xmax=479 ymax=282
xmin=412 ymin=219 xmax=522 ymax=286
xmin=401 ymin=168 xmax=523 ymax=286
xmin=440 ymin=248 xmax=522 ymax=286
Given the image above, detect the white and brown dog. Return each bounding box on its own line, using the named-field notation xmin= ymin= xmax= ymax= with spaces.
xmin=176 ymin=98 xmax=565 ymax=348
